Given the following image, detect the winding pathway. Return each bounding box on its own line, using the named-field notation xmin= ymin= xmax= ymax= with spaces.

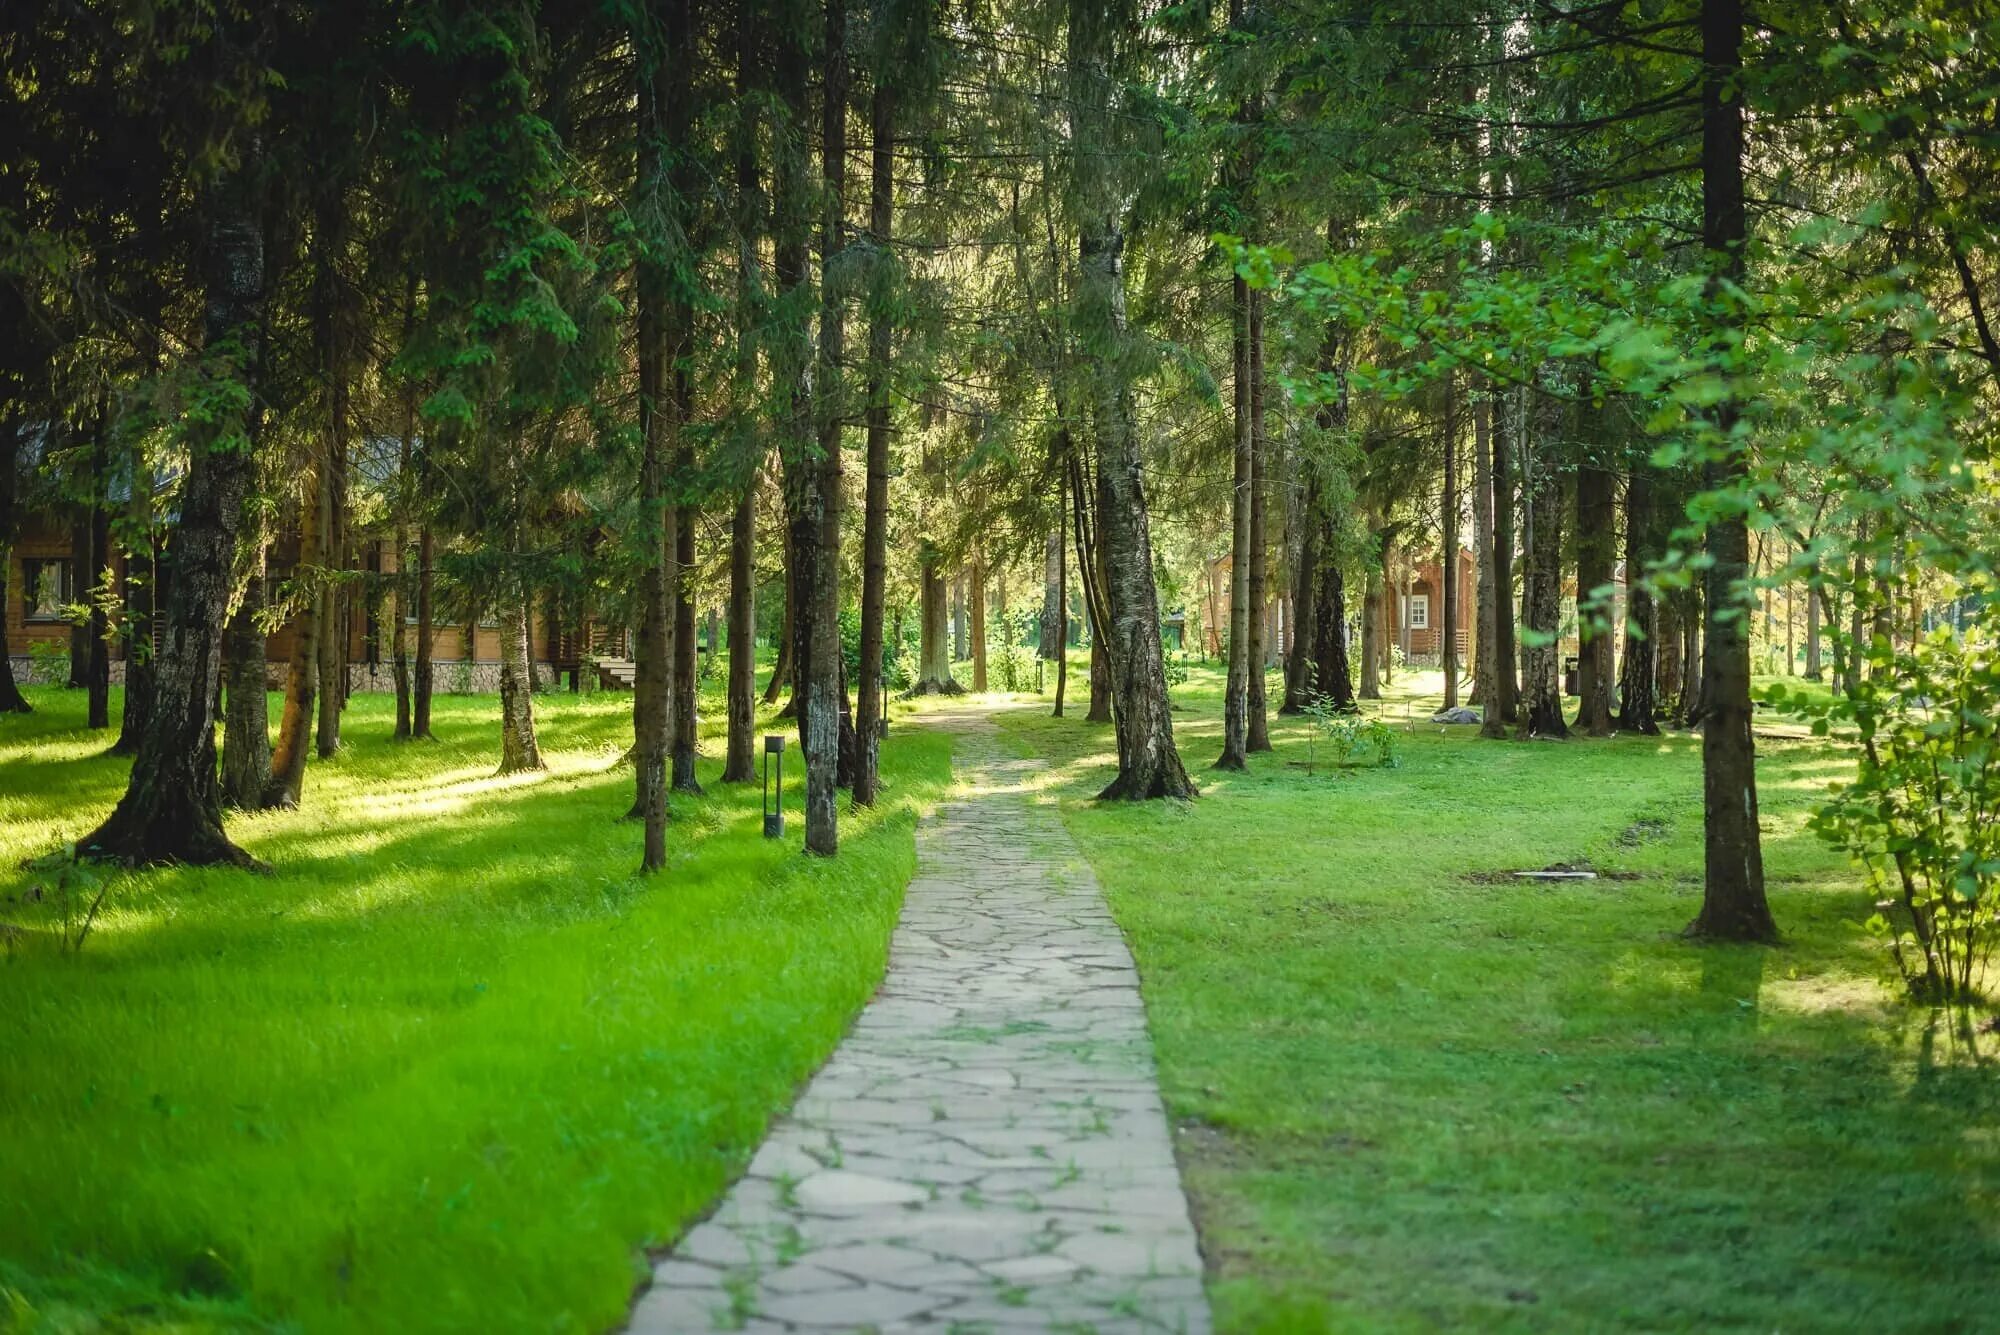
xmin=627 ymin=710 xmax=1209 ymax=1334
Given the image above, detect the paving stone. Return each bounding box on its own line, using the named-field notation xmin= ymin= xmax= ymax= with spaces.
xmin=631 ymin=710 xmax=1210 ymax=1333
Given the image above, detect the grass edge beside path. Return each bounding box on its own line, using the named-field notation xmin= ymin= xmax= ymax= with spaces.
xmin=0 ymin=686 xmax=951 ymax=1334
xmin=991 ymin=665 xmax=2000 ymax=1335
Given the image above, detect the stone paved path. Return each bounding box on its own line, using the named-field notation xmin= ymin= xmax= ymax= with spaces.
xmin=628 ymin=711 xmax=1209 ymax=1334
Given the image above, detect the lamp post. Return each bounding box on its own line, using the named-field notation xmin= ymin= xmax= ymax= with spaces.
xmin=761 ymin=734 xmax=786 ymax=838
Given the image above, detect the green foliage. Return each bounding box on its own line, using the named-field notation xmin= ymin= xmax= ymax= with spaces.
xmin=1777 ymin=623 xmax=2000 ymax=1003
xmin=1299 ymin=691 xmax=1394 ymax=776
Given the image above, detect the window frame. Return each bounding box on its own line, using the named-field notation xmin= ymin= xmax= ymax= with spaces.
xmin=1405 ymin=592 xmax=1430 ymax=631
xmin=21 ymin=557 xmax=74 ymax=622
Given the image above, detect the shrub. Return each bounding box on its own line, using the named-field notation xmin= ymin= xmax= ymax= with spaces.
xmin=1300 ymin=693 xmax=1397 ymax=775
xmin=1776 ymin=623 xmax=2000 ymax=1003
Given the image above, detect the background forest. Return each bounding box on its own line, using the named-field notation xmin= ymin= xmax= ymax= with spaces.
xmin=3 ymin=0 xmax=1998 ymax=1330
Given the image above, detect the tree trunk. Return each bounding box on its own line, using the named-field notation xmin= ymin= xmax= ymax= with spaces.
xmin=724 ymin=486 xmax=757 ymax=782
xmin=854 ymin=72 xmax=895 ymax=805
xmin=1359 ymin=560 xmax=1382 ymax=700
xmin=1489 ymin=385 xmax=1519 ymax=723
xmin=1518 ymin=405 xmax=1568 ymax=739
xmin=630 ymin=3 xmax=682 ymax=864
xmin=391 ymin=288 xmax=418 ymax=740
xmin=0 ymin=424 xmax=26 ymax=714
xmin=765 ymin=537 xmax=794 ymax=706
xmin=1805 ymin=580 xmax=1824 ymax=679
xmin=79 ymin=117 xmax=266 ymax=867
xmin=85 ymin=430 xmax=111 ymax=730
xmin=1312 ymin=561 xmax=1356 ymax=712
xmin=1245 ymin=286 xmax=1271 ymax=753
xmin=1041 ymin=522 xmax=1064 ymax=662
xmin=497 ymin=586 xmax=543 ymax=774
xmin=777 ymin=0 xmax=845 ymax=855
xmin=264 ymin=461 xmax=322 ymax=809
xmin=68 ymin=509 xmax=89 ymax=688
xmin=1053 ymin=479 xmax=1069 ymax=715
xmin=951 ymin=569 xmax=968 ymax=663
xmin=1218 ymin=267 xmax=1251 ymax=768
xmin=1441 ymin=375 xmax=1461 ymax=712
xmin=313 ymin=433 xmax=346 ymax=759
xmin=1475 ymin=385 xmax=1506 ymax=738
xmin=1616 ymin=465 xmax=1661 ymax=734
xmin=1280 ymin=468 xmax=1320 ymax=714
xmin=916 ymin=553 xmax=957 ymax=692
xmin=672 ymin=511 xmax=700 ymax=794
xmin=970 ymin=548 xmax=988 ymax=691
xmin=1070 ymin=3 xmax=1191 ymax=800
xmin=221 ymin=567 xmax=271 ymax=807
xmin=724 ymin=21 xmax=762 ymax=784
xmin=413 ymin=522 xmax=435 ymax=736
xmin=1573 ymin=447 xmax=1615 ymax=736
xmin=1689 ymin=0 xmax=1774 ymax=942
xmin=1658 ymin=593 xmax=1683 ymax=715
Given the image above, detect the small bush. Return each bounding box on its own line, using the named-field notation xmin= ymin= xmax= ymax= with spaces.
xmin=1300 ymin=693 xmax=1397 ymax=775
xmin=1777 ymin=623 xmax=2000 ymax=1003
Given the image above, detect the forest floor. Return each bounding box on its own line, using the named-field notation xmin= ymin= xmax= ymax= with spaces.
xmin=989 ymin=662 xmax=2000 ymax=1334
xmin=0 ymin=684 xmax=950 ymax=1333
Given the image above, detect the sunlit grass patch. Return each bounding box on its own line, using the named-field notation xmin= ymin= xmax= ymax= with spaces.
xmin=996 ymin=661 xmax=2000 ymax=1333
xmin=0 ymin=683 xmax=949 ymax=1333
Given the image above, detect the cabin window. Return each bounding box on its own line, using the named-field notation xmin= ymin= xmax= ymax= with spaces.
xmin=22 ymin=558 xmax=73 ymax=621
xmin=1404 ymin=593 xmax=1429 ymax=631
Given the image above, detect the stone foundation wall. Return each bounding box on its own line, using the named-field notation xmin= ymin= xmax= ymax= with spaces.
xmin=9 ymin=656 xmax=127 ymax=687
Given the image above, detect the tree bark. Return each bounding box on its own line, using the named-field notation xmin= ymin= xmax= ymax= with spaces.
xmin=497 ymin=586 xmax=543 ymax=774
xmin=1312 ymin=561 xmax=1356 ymax=712
xmin=916 ymin=552 xmax=957 ymax=692
xmin=1069 ymin=1 xmax=1191 ymax=800
xmin=951 ymin=569 xmax=968 ymax=663
xmin=724 ymin=18 xmax=762 ymax=784
xmin=313 ymin=426 xmax=346 ymax=759
xmin=970 ymin=548 xmax=989 ymax=692
xmin=1475 ymin=384 xmax=1506 ymax=737
xmin=413 ymin=522 xmax=435 ymax=736
xmin=630 ymin=0 xmax=682 ymax=864
xmin=724 ymin=485 xmax=757 ymax=782
xmin=1689 ymin=0 xmax=1774 ymax=941
xmin=1489 ymin=385 xmax=1519 ymax=723
xmin=1441 ymin=374 xmax=1461 ymax=711
xmin=671 ymin=510 xmax=700 ymax=793
xmin=263 ymin=460 xmax=322 ymax=809
xmin=1217 ymin=268 xmax=1250 ymax=770
xmin=85 ymin=419 xmax=111 ymax=729
xmin=1041 ymin=523 xmax=1064 ymax=662
xmin=1052 ymin=478 xmax=1069 ymax=715
xmin=1573 ymin=446 xmax=1615 ymax=736
xmin=1280 ymin=467 xmax=1320 ymax=714
xmin=854 ymin=71 xmax=895 ymax=805
xmin=1359 ymin=557 xmax=1383 ymax=700
xmin=78 ymin=111 xmax=266 ymax=867
xmin=1616 ymin=464 xmax=1661 ymax=734
xmin=221 ymin=567 xmax=271 ymax=807
xmin=1518 ymin=396 xmax=1568 ymax=739
xmin=1246 ymin=286 xmax=1271 ymax=753
xmin=777 ymin=0 xmax=844 ymax=854
xmin=765 ymin=533 xmax=794 ymax=706
xmin=0 ymin=423 xmax=26 ymax=714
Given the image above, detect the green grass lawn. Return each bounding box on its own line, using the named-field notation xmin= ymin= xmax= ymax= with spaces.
xmin=995 ymin=661 xmax=2000 ymax=1334
xmin=0 ymin=682 xmax=949 ymax=1333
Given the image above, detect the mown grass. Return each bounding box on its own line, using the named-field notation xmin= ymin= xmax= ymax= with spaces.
xmin=0 ymin=682 xmax=949 ymax=1333
xmin=995 ymin=661 xmax=2000 ymax=1334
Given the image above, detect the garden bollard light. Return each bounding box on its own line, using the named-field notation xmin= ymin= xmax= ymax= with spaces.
xmin=762 ymin=734 xmax=786 ymax=838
